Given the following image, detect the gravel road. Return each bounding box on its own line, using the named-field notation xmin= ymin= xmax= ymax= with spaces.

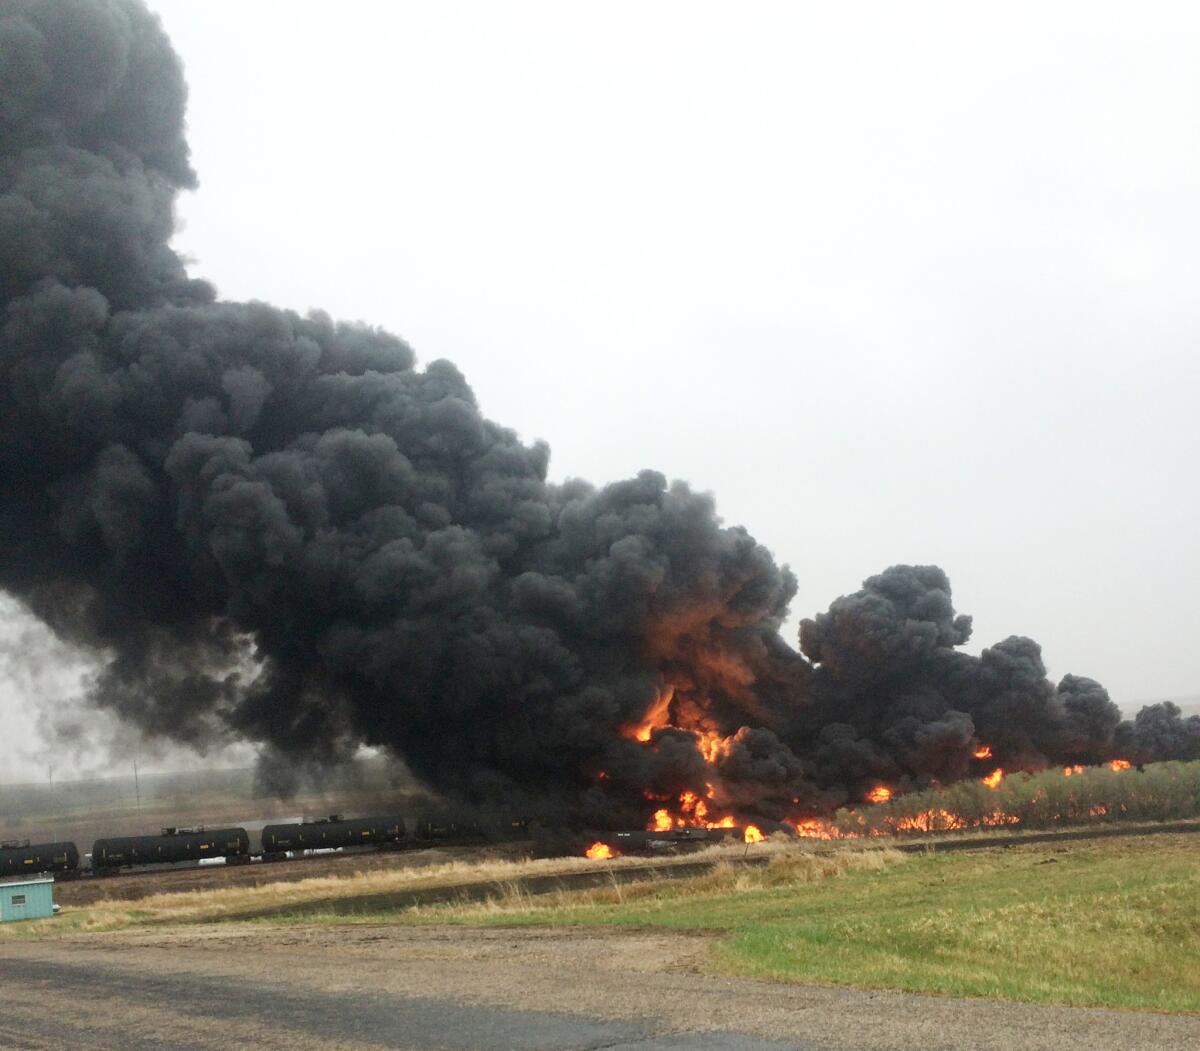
xmin=1 ymin=924 xmax=1196 ymax=1051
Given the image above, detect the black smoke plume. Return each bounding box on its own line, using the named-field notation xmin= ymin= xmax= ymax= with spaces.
xmin=0 ymin=1 xmax=1166 ymax=827
xmin=1119 ymin=702 xmax=1200 ymax=765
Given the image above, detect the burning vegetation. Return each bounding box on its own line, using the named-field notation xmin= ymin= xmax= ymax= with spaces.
xmin=584 ymin=752 xmax=1200 ymax=856
xmin=785 ymin=758 xmax=1200 ymax=840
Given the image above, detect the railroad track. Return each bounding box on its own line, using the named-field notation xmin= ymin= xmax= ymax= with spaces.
xmin=217 ymin=818 xmax=1200 ymax=922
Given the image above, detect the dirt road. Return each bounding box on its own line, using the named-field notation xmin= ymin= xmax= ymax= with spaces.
xmin=1 ymin=924 xmax=1197 ymax=1050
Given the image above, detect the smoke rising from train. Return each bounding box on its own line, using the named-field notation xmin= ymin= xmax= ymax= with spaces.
xmin=0 ymin=0 xmax=1187 ymax=827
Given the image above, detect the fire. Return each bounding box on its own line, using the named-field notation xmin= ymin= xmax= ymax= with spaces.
xmin=679 ymin=790 xmax=707 ymax=822
xmin=897 ymin=809 xmax=967 ymax=833
xmin=622 ymin=611 xmax=1144 ymax=849
xmin=793 ymin=818 xmax=839 ymax=839
xmin=780 ymin=753 xmax=1136 ymax=841
xmin=695 ymin=730 xmax=728 ymax=764
xmin=625 ymin=686 xmax=674 ymax=743
xmin=642 ymin=777 xmax=744 ymax=831
xmin=895 ymin=808 xmax=1019 ymax=833
xmin=585 ymin=842 xmax=614 ymax=860
xmin=623 ymin=680 xmax=750 ymax=830
xmin=620 ymin=678 xmax=1124 ymax=844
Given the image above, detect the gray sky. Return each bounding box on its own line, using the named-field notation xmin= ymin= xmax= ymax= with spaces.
xmin=2 ymin=0 xmax=1197 ymax=780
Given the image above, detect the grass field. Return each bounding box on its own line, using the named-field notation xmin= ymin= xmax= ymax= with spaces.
xmin=416 ymin=834 xmax=1200 ymax=1012
xmin=7 ymin=831 xmax=1199 ymax=1012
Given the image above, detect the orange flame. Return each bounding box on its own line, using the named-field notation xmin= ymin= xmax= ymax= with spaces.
xmin=585 ymin=842 xmax=614 ymax=860
xmin=897 ymin=809 xmax=967 ymax=833
xmin=622 ymin=682 xmax=1091 ymax=840
xmin=1108 ymin=759 xmax=1131 ymax=772
xmin=625 ymin=686 xmax=674 ymax=743
xmin=793 ymin=818 xmax=839 ymax=839
xmin=649 ymin=808 xmax=672 ymax=832
xmin=641 ymin=780 xmax=743 ymax=831
xmin=678 ymin=790 xmax=704 ymax=818
xmin=695 ymin=730 xmax=728 ymax=764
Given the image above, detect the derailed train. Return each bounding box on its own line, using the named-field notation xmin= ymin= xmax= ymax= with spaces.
xmin=0 ymin=814 xmax=523 ymax=880
xmin=602 ymin=827 xmax=741 ymax=852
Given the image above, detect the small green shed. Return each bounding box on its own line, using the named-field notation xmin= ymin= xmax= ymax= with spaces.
xmin=0 ymin=878 xmax=55 ymax=922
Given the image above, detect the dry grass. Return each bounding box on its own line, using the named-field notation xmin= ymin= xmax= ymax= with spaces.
xmin=417 ymin=845 xmax=905 ymax=921
xmin=0 ymin=835 xmax=806 ymax=938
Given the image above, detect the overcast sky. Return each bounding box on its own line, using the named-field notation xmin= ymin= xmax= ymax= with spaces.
xmin=2 ymin=1 xmax=1197 ymax=781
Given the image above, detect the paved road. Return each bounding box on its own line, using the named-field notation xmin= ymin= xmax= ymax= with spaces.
xmin=0 ymin=955 xmax=808 ymax=1050
xmin=1 ymin=925 xmax=1197 ymax=1051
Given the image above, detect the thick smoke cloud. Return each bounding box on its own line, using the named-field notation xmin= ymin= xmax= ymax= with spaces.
xmin=0 ymin=0 xmax=799 ymax=824
xmin=0 ymin=1 xmax=1166 ymax=827
xmin=1120 ymin=702 xmax=1200 ymax=764
xmin=788 ymin=566 xmax=1128 ymax=807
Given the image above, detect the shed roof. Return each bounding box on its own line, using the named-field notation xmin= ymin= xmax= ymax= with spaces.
xmin=0 ymin=878 xmax=55 ymax=888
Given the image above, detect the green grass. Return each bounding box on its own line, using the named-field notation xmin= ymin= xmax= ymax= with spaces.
xmin=11 ymin=829 xmax=1200 ymax=1012
xmin=394 ymin=835 xmax=1200 ymax=1012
